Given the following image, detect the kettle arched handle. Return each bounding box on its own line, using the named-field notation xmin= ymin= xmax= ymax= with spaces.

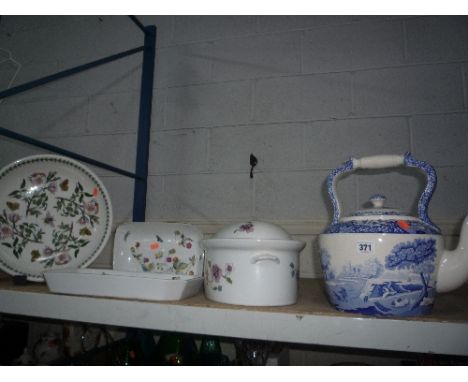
xmin=327 ymin=152 xmax=438 ymax=230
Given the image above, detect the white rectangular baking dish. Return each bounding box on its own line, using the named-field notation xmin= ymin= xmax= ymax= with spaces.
xmin=43 ymin=268 xmax=203 ymax=301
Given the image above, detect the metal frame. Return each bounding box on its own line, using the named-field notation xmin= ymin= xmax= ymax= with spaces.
xmin=0 ymin=16 xmax=156 ymax=222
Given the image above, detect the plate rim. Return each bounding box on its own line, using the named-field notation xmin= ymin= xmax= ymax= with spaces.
xmin=0 ymin=154 xmax=113 ymax=282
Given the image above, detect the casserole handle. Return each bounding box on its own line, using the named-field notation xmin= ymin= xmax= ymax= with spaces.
xmin=250 ymin=254 xmax=280 ymax=265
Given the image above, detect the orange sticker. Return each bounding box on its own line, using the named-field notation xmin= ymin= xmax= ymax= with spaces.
xmin=397 ymin=220 xmax=410 ymax=231
xmin=150 ymin=242 xmax=160 ymax=250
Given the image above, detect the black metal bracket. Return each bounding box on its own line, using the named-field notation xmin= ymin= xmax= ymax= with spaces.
xmin=0 ymin=16 xmax=156 ymax=222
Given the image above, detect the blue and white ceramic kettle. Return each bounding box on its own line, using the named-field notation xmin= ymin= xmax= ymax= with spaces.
xmin=319 ymin=153 xmax=468 ymax=316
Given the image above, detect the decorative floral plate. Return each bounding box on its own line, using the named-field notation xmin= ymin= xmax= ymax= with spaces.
xmin=113 ymin=222 xmax=204 ymax=277
xmin=0 ymin=155 xmax=113 ymax=281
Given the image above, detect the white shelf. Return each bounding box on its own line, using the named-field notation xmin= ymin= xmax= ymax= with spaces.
xmin=1 ymin=277 xmax=468 ymax=356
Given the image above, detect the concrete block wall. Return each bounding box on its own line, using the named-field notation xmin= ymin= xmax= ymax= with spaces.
xmin=0 ymin=15 xmax=467 ymax=276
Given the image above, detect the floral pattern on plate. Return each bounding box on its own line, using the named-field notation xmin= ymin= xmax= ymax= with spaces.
xmin=0 ymin=155 xmax=112 ymax=281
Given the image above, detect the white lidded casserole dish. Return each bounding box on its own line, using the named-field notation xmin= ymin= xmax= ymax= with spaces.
xmin=202 ymin=221 xmax=305 ymax=306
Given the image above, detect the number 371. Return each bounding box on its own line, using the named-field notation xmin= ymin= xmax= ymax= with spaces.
xmin=357 ymin=242 xmax=373 ymax=253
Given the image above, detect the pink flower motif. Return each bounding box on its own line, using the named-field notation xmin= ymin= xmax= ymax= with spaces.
xmin=43 ymin=247 xmax=54 ymax=257
xmin=234 ymin=222 xmax=254 ymax=234
xmin=78 ymin=216 xmax=87 ymax=225
xmin=8 ymin=213 xmax=20 ymax=224
xmin=55 ymin=252 xmax=71 ymax=265
xmin=47 ymin=182 xmax=57 ymax=193
xmin=185 ymin=242 xmax=192 ymax=249
xmin=143 ymin=257 xmax=149 ymax=263
xmin=0 ymin=226 xmax=13 ymax=240
xmin=29 ymin=172 xmax=46 ymax=185
xmin=84 ymin=199 xmax=99 ymax=215
xmin=225 ymin=263 xmax=233 ymax=274
xmin=166 ymin=257 xmax=172 ymax=263
xmin=211 ymin=264 xmax=222 ymax=283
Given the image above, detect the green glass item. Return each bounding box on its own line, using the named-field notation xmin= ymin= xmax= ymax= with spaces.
xmin=155 ymin=333 xmax=198 ymax=366
xmin=199 ymin=336 xmax=224 ymax=366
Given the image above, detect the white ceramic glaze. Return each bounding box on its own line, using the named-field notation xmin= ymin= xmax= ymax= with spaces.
xmin=320 ymin=153 xmax=468 ymax=317
xmin=113 ymin=222 xmax=204 ymax=277
xmin=203 ymin=221 xmax=305 ymax=306
xmin=213 ymin=220 xmax=291 ymax=240
xmin=43 ymin=268 xmax=203 ymax=301
xmin=0 ymin=155 xmax=113 ymax=282
xmin=437 ymin=215 xmax=468 ymax=293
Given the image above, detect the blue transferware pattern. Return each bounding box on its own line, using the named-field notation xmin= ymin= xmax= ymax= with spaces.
xmin=320 ymin=238 xmax=437 ymax=316
xmin=327 ymin=158 xmax=353 ymax=225
xmin=323 ymin=219 xmax=440 ymax=235
xmin=404 ymin=153 xmax=438 ymax=232
xmin=349 ymin=210 xmax=403 ymax=217
xmin=324 ymin=152 xmax=441 ymax=235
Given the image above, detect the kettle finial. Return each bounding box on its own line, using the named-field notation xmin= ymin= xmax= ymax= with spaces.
xmin=369 ymin=194 xmax=386 ymax=209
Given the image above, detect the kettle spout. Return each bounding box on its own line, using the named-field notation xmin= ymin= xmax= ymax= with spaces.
xmin=436 ymin=215 xmax=468 ymax=293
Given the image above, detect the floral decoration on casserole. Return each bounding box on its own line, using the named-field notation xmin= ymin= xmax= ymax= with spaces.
xmin=205 ymin=260 xmax=233 ymax=292
xmin=289 ymin=262 xmax=299 ymax=279
xmin=233 ymin=222 xmax=254 ymax=234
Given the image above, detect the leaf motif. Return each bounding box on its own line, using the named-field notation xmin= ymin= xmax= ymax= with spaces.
xmin=225 ymin=277 xmax=233 ymax=284
xmin=59 ymin=179 xmax=69 ymax=192
xmin=8 ymin=190 xmax=21 ymax=198
xmin=123 ymin=231 xmax=131 ymax=242
xmin=156 ymin=235 xmax=163 ymax=243
xmin=31 ymin=250 xmax=41 ymax=262
xmin=169 ymin=248 xmax=176 ymax=254
xmin=6 ymin=202 xmax=20 ymax=211
xmin=79 ymin=227 xmax=92 ymax=236
xmin=154 ymin=251 xmax=163 ymax=259
xmin=176 ymin=262 xmax=189 ymax=271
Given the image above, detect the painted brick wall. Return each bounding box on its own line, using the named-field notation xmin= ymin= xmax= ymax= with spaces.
xmin=0 ymin=15 xmax=467 ymax=276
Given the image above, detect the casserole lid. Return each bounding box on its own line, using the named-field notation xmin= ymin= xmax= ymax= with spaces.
xmin=213 ymin=221 xmax=292 ymax=240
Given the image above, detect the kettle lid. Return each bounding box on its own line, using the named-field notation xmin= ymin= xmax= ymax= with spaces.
xmin=323 ymin=194 xmax=441 ymax=235
xmin=347 ymin=194 xmax=408 ymax=218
